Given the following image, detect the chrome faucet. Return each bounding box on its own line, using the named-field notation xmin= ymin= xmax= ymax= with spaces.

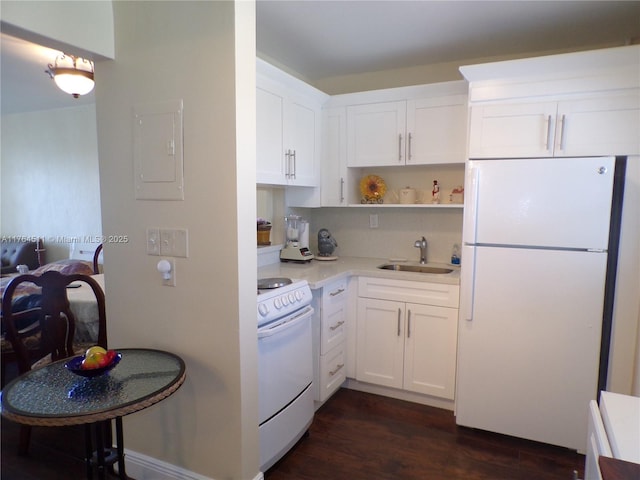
xmin=414 ymin=236 xmax=427 ymax=264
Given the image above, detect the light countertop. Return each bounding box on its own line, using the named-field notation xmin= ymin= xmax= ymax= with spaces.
xmin=258 ymin=256 xmax=460 ymax=290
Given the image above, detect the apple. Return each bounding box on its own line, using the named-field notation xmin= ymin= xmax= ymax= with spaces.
xmin=85 ymin=346 xmax=107 ymax=358
xmin=81 ymin=346 xmax=117 ymax=370
xmin=104 ymin=350 xmax=117 ymax=364
xmin=81 ymin=353 xmax=104 ymax=370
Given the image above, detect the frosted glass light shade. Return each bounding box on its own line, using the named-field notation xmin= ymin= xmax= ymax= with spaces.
xmin=52 ymin=69 xmax=95 ymax=97
xmin=47 ymin=55 xmax=95 ymax=98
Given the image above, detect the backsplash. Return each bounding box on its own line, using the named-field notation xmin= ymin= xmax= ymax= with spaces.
xmin=293 ymin=207 xmax=463 ymax=264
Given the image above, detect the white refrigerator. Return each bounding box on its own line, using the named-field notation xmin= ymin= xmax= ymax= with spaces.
xmin=456 ymin=156 xmax=618 ymax=452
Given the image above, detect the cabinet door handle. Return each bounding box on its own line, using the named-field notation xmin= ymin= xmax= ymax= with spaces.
xmin=340 ymin=178 xmax=345 ymax=203
xmin=408 ymin=132 xmax=412 ymax=161
xmin=329 ymin=320 xmax=345 ymax=331
xmin=558 ymin=114 xmax=566 ymax=151
xmin=397 ymin=308 xmax=401 ymax=336
xmin=398 ymin=134 xmax=403 ymax=162
xmin=291 ymin=150 xmax=296 ymax=179
xmin=407 ymin=310 xmax=411 ymax=338
xmin=330 ymin=288 xmax=345 ymax=297
xmin=545 ymin=115 xmax=553 ymax=152
xmin=284 ymin=150 xmax=291 ymax=178
xmin=329 ymin=363 xmax=345 ymax=376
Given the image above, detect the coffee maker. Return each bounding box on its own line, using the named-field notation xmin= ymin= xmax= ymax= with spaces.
xmin=280 ymin=215 xmax=314 ymax=262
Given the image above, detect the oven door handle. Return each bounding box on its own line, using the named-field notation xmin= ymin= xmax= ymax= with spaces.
xmin=258 ymin=306 xmax=314 ymax=338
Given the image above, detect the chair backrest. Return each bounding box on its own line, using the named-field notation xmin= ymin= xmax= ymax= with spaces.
xmin=69 ymin=242 xmax=103 ymax=274
xmin=92 ymin=244 xmax=103 ymax=274
xmin=1 ymin=271 xmax=107 ymax=374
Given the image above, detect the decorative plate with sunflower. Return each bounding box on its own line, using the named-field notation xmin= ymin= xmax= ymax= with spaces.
xmin=360 ymin=175 xmax=387 ymax=203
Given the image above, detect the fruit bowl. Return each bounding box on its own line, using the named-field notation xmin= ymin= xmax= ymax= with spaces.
xmin=65 ymin=352 xmax=122 ymax=378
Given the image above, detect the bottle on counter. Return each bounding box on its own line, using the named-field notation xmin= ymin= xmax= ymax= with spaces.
xmin=451 ymin=244 xmax=461 ymax=265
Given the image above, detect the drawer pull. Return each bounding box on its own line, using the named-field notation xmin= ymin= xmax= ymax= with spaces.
xmin=329 ymin=363 xmax=345 ymax=376
xmin=329 ymin=288 xmax=345 ymax=297
xmin=329 ymin=320 xmax=345 ymax=331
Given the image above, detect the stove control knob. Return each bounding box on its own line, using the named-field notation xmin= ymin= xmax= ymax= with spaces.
xmin=295 ymin=290 xmax=303 ymax=301
xmin=258 ymin=303 xmax=269 ymax=317
xmin=288 ymin=293 xmax=295 ymax=304
xmin=281 ymin=295 xmax=289 ymax=306
xmin=274 ymin=297 xmax=283 ymax=309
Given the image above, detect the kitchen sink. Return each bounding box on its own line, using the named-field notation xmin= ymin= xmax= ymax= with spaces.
xmin=377 ymin=264 xmax=454 ymax=274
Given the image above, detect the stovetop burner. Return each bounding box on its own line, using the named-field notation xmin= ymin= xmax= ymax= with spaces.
xmin=257 ymin=277 xmax=292 ymax=290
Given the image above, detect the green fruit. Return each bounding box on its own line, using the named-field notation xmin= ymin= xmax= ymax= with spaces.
xmin=85 ymin=345 xmax=107 ymax=357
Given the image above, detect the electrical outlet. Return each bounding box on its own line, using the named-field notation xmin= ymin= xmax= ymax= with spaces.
xmin=369 ymin=214 xmax=378 ymax=228
xmin=147 ymin=228 xmax=160 ymax=255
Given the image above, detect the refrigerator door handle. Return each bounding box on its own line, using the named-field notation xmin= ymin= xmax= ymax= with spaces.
xmin=460 ymin=245 xmax=477 ymax=322
xmin=462 ymin=164 xmax=480 ymax=245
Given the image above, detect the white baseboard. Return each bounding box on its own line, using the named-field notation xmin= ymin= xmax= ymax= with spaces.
xmin=344 ymin=379 xmax=455 ymax=411
xmin=121 ymin=449 xmax=264 ymax=480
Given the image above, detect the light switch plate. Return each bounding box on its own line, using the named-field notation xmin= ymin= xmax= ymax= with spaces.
xmin=160 ymin=229 xmax=174 ymax=256
xmin=159 ymin=228 xmax=188 ymax=257
xmin=147 ymin=228 xmax=160 ymax=255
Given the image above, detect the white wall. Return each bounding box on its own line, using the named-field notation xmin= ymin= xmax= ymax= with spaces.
xmin=0 ymin=104 xmax=102 ymax=261
xmin=95 ymin=2 xmax=258 ymax=479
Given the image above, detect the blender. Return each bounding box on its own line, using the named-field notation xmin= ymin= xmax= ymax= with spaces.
xmin=280 ymin=215 xmax=314 ymax=262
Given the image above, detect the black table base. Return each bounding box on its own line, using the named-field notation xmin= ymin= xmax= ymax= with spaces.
xmin=84 ymin=418 xmax=131 ymax=480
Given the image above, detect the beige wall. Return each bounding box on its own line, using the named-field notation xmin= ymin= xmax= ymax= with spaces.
xmin=0 ymin=104 xmax=102 ymax=261
xmin=609 ymin=157 xmax=640 ymax=395
xmin=285 ymin=44 xmax=624 ymax=95
xmin=1 ymin=0 xmax=114 ymax=60
xmin=95 ymin=2 xmax=258 ymax=478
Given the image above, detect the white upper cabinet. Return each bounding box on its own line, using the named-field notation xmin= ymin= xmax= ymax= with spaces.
xmin=468 ymin=102 xmax=558 ymax=158
xmin=555 ymin=93 xmax=640 ymax=157
xmin=346 ymin=92 xmax=467 ymax=167
xmin=347 ymin=101 xmax=407 ymax=167
xmin=256 ymin=59 xmax=328 ymax=186
xmin=407 ymin=95 xmax=468 ymax=165
xmin=462 ymin=45 xmax=640 ymax=159
xmin=320 ymin=107 xmax=348 ymax=206
xmin=256 ymin=86 xmax=286 ymax=183
xmin=468 ymin=93 xmax=640 ymax=158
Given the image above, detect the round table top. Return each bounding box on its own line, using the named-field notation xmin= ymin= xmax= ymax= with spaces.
xmin=1 ymin=348 xmax=186 ymax=427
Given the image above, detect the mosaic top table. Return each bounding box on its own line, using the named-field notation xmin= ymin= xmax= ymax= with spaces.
xmin=1 ymin=348 xmax=186 ymax=479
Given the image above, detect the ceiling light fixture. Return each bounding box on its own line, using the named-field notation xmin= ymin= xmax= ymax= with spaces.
xmin=45 ymin=54 xmax=95 ymax=98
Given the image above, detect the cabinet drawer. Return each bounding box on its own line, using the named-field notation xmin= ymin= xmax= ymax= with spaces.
xmin=319 ymin=345 xmax=346 ymax=402
xmin=358 ymin=277 xmax=459 ymax=308
xmin=321 ymin=279 xmax=348 ymax=355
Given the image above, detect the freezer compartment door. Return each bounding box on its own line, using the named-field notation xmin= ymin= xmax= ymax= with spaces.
xmin=456 ymin=246 xmax=607 ymax=451
xmin=464 ymin=156 xmax=614 ymax=249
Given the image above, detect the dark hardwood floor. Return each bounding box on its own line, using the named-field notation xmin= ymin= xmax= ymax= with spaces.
xmin=2 ymin=383 xmax=585 ymax=479
xmin=266 ymin=388 xmax=585 ymax=480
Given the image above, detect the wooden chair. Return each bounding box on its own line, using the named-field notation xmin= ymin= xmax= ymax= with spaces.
xmin=1 ymin=270 xmax=108 ymax=455
xmin=0 ymin=305 xmax=43 ymax=387
xmin=92 ymin=243 xmax=103 ymax=274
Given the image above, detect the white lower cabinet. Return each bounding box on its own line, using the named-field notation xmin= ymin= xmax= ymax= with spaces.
xmin=312 ymin=278 xmax=349 ymax=405
xmin=356 ymin=277 xmax=459 ymax=400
